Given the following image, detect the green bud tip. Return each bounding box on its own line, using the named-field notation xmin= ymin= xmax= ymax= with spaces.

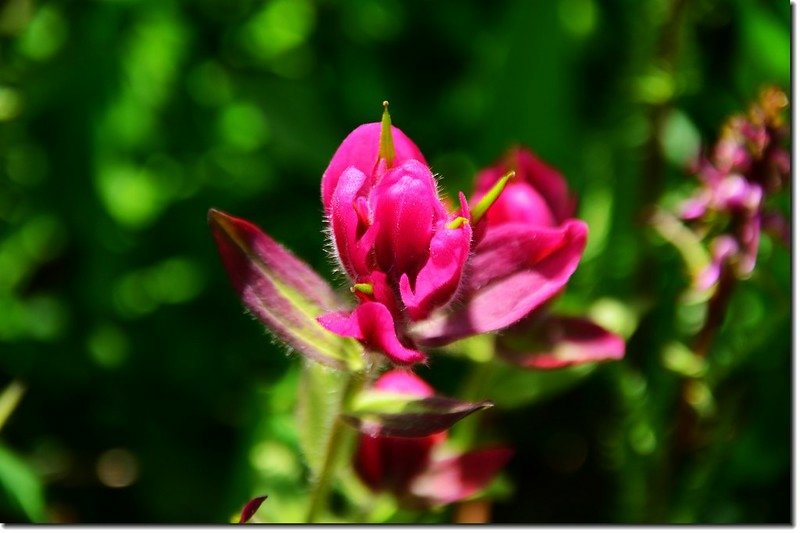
xmin=351 ymin=283 xmax=374 ymax=296
xmin=379 ymin=100 xmax=395 ymax=166
xmin=470 ymin=170 xmax=514 ymax=223
xmin=446 ymin=216 xmax=469 ymax=230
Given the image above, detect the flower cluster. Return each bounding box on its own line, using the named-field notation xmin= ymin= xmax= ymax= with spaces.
xmin=209 ymin=104 xmax=625 ymax=515
xmin=680 ymin=87 xmax=789 ymax=290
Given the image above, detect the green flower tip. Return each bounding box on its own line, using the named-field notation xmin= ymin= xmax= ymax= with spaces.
xmin=379 ymin=100 xmax=395 ymax=166
xmin=471 ymin=170 xmax=514 ymax=223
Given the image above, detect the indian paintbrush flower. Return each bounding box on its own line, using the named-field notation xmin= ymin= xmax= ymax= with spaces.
xmin=318 ymin=106 xmax=589 ymax=366
xmin=210 ymin=104 xmax=592 ymax=369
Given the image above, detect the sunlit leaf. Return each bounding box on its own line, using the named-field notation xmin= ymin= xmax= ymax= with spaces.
xmin=0 ymin=445 xmax=45 ymax=523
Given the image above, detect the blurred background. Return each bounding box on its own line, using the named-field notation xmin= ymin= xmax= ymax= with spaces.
xmin=0 ymin=0 xmax=790 ymax=523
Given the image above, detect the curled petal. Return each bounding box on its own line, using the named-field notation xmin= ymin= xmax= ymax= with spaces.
xmin=329 ymin=167 xmax=373 ymax=279
xmin=400 ymin=221 xmax=472 ymax=321
xmin=497 ymin=315 xmax=625 ymax=369
xmin=318 ymin=302 xmax=427 ymax=366
xmin=322 ymin=123 xmax=427 ymax=212
xmin=412 ymin=220 xmax=588 ymax=346
xmin=411 ymin=448 xmax=513 ymax=505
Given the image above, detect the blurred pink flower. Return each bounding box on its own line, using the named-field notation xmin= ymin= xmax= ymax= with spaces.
xmin=466 ymin=147 xmax=624 ymax=369
xmin=355 ymin=370 xmax=511 ymax=507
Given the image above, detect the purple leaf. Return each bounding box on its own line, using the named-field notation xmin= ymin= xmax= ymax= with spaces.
xmin=497 ymin=315 xmax=625 ymax=369
xmin=342 ymin=391 xmax=492 ymax=438
xmin=238 ymin=495 xmax=267 ymax=524
xmin=208 ymin=209 xmax=363 ymax=370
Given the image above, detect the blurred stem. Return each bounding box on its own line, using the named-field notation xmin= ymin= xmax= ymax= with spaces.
xmin=450 ymin=358 xmax=497 ymax=448
xmin=692 ymin=265 xmax=735 ymax=358
xmin=305 ymin=370 xmax=365 ymax=523
xmin=640 ymin=0 xmax=688 ymax=206
xmin=0 ymin=381 xmax=25 ymax=433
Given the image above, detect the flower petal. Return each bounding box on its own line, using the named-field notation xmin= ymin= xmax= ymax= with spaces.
xmin=322 ymin=123 xmax=427 ymax=212
xmin=410 ymin=448 xmax=513 ymax=505
xmin=371 ymin=160 xmax=447 ymax=278
xmin=399 ymin=220 xmax=472 ymax=321
xmin=497 ymin=315 xmax=625 ymax=369
xmin=411 ymin=220 xmax=588 ymax=346
xmin=208 ymin=209 xmax=363 ymax=370
xmin=318 ymin=302 xmax=426 ymax=366
xmin=329 ymin=167 xmax=374 ymax=279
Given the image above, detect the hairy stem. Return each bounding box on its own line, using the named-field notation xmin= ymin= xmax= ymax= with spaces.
xmin=305 ymin=371 xmax=365 ymax=523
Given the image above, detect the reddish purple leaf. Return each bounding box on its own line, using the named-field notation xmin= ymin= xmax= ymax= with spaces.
xmin=208 ymin=209 xmax=363 ymax=370
xmin=238 ymin=495 xmax=267 ymax=524
xmin=498 ymin=315 xmax=625 ymax=369
xmin=342 ymin=393 xmax=493 ymax=438
xmin=411 ymin=448 xmax=513 ymax=505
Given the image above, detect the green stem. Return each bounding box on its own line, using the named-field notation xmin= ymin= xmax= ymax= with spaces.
xmin=451 ymin=358 xmax=496 ymax=448
xmin=305 ymin=371 xmax=365 ymax=523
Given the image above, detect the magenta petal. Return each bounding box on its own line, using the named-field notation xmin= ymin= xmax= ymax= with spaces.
xmin=412 ymin=220 xmax=588 ymax=346
xmin=480 ymin=181 xmax=558 ymax=227
xmin=498 ymin=315 xmax=625 ymax=369
xmin=475 ymin=148 xmax=575 ymax=224
xmin=322 ymin=123 xmax=427 ymax=212
xmin=372 ymin=160 xmax=447 ymax=277
xmin=318 ymin=302 xmax=427 ymax=366
xmin=411 ymin=448 xmax=513 ymax=505
xmin=329 ymin=167 xmax=373 ymax=279
xmin=399 ymin=221 xmax=472 ymax=321
xmin=374 ymin=369 xmax=434 ymax=396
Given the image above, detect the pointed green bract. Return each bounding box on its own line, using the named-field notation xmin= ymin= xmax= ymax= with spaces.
xmin=471 ymin=170 xmax=514 ymax=223
xmin=379 ymin=101 xmax=395 ymax=166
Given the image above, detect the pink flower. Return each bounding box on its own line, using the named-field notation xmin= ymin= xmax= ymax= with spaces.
xmin=471 ymin=147 xmax=576 ymax=228
xmin=679 ymin=87 xmax=789 ymax=286
xmin=462 ymin=147 xmax=624 ymax=369
xmin=211 ymin=106 xmax=592 ymax=369
xmin=319 ymin=113 xmax=589 ymax=366
xmin=354 ymin=370 xmax=511 ymax=507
